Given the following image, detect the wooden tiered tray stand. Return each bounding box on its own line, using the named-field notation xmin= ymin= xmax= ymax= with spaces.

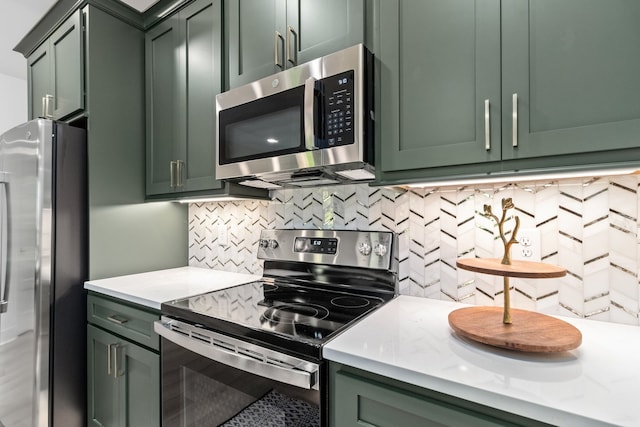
xmin=448 ymin=199 xmax=582 ymax=353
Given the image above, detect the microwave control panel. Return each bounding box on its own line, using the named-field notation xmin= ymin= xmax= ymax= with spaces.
xmin=319 ymin=70 xmax=355 ymax=148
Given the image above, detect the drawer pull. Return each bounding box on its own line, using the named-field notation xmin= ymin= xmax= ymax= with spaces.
xmin=107 ymin=314 xmax=129 ymax=325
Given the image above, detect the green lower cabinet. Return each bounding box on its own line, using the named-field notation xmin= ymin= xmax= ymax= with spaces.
xmin=87 ymin=293 xmax=161 ymax=427
xmin=87 ymin=324 xmax=159 ymax=427
xmin=329 ymin=363 xmax=549 ymax=427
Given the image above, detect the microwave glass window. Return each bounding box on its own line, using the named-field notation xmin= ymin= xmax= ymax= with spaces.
xmin=219 ymin=85 xmax=306 ymax=164
xmin=226 ymin=107 xmax=300 ymax=159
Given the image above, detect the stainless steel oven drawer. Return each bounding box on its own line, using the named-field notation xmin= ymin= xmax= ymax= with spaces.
xmin=155 ymin=317 xmax=319 ymax=389
xmin=87 ymin=293 xmax=160 ymax=350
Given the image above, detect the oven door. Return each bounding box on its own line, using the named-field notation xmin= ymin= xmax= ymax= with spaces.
xmin=155 ymin=318 xmax=323 ymax=427
xmin=215 ymin=58 xmax=322 ymax=181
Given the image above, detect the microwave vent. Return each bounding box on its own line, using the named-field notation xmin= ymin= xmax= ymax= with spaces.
xmin=288 ymin=178 xmax=340 ymax=187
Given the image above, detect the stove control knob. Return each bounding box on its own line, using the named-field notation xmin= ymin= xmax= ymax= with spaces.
xmin=358 ymin=241 xmax=372 ymax=256
xmin=268 ymin=239 xmax=279 ymax=249
xmin=373 ymin=242 xmax=388 ymax=257
xmin=259 ymin=239 xmax=269 ymax=248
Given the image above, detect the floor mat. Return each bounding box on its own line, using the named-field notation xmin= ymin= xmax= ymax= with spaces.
xmin=221 ymin=389 xmax=320 ymax=427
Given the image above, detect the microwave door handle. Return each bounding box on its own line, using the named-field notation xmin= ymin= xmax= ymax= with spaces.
xmin=304 ymin=77 xmax=317 ymax=150
xmin=0 ymin=177 xmax=11 ymax=314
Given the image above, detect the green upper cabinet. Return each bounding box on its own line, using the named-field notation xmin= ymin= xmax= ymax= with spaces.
xmin=377 ymin=0 xmax=501 ymax=173
xmin=225 ymin=0 xmax=365 ymax=89
xmin=501 ymin=0 xmax=640 ymax=160
xmin=27 ymin=8 xmax=84 ymax=120
xmin=377 ymin=0 xmax=640 ymax=183
xmin=146 ymin=0 xmax=224 ymax=197
xmin=27 ymin=42 xmax=51 ymax=120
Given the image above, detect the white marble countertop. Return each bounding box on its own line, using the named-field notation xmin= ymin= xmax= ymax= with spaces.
xmin=323 ymin=295 xmax=640 ymax=427
xmin=84 ymin=266 xmax=260 ymax=310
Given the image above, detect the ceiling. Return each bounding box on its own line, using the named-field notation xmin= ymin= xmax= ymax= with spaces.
xmin=0 ymin=0 xmax=160 ymax=80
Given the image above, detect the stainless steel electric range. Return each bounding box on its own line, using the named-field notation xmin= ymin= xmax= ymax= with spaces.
xmin=155 ymin=229 xmax=397 ymax=427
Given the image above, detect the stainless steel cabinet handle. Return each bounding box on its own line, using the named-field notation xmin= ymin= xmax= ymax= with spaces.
xmin=286 ymin=26 xmax=297 ymax=65
xmin=107 ymin=343 xmax=116 ymax=376
xmin=114 ymin=345 xmax=124 ymax=378
xmin=107 ymin=314 xmax=128 ymax=325
xmin=45 ymin=94 xmax=53 ymax=119
xmin=42 ymin=94 xmax=54 ymax=119
xmin=107 ymin=343 xmax=124 ymax=378
xmin=275 ymin=31 xmax=284 ymax=69
xmin=176 ymin=160 xmax=184 ymax=188
xmin=484 ymin=99 xmax=490 ymax=150
xmin=169 ymin=161 xmax=177 ymax=188
xmin=512 ymin=93 xmax=518 ymax=147
xmin=0 ymin=178 xmax=11 ymax=314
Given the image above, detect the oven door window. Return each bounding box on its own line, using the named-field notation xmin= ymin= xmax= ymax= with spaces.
xmin=218 ymin=86 xmax=306 ymax=165
xmin=161 ymin=338 xmax=320 ymax=427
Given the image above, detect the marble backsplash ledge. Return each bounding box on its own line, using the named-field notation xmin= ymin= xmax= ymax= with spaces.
xmin=188 ymin=176 xmax=640 ymax=326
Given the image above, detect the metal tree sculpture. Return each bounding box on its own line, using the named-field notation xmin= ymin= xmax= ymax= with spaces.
xmin=483 ymin=198 xmax=520 ymax=324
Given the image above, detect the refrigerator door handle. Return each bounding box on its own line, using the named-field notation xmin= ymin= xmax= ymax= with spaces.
xmin=0 ymin=177 xmax=11 ymax=314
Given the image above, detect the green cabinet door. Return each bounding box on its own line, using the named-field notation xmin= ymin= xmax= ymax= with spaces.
xmin=225 ymin=0 xmax=281 ymax=89
xmin=87 ymin=324 xmax=160 ymax=427
xmin=178 ymin=0 xmax=224 ymax=193
xmin=377 ymin=0 xmax=501 ymax=175
xmin=122 ymin=336 xmax=160 ymax=427
xmin=287 ymin=0 xmax=364 ymax=67
xmin=225 ymin=0 xmax=365 ymax=89
xmin=87 ymin=324 xmax=123 ymax=426
xmin=501 ymin=0 xmax=640 ymax=160
xmin=146 ymin=0 xmax=223 ymax=196
xmin=27 ymin=42 xmax=50 ymax=119
xmin=50 ymin=8 xmax=84 ymax=119
xmin=146 ymin=15 xmax=180 ymax=195
xmin=27 ymin=9 xmax=84 ymax=121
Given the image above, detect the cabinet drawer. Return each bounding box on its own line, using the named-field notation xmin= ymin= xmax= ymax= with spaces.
xmin=330 ymin=364 xmax=549 ymax=427
xmin=87 ymin=293 xmax=160 ymax=351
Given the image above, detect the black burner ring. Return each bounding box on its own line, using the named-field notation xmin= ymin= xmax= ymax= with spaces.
xmin=262 ymin=303 xmax=329 ymax=325
xmin=330 ymin=296 xmax=370 ymax=309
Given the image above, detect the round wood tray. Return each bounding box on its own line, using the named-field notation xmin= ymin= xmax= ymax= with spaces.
xmin=456 ymin=258 xmax=566 ymax=278
xmin=448 ymin=306 xmax=582 ymax=352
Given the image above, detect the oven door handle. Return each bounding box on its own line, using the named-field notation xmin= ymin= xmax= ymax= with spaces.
xmin=154 ymin=320 xmax=319 ymax=390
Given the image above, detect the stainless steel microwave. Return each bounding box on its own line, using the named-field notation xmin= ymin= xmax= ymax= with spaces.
xmin=215 ymin=44 xmax=374 ymax=189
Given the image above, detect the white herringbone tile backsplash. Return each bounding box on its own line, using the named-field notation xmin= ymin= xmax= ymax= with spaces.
xmin=189 ymin=176 xmax=640 ymax=326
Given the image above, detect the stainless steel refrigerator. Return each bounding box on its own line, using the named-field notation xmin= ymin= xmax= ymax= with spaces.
xmin=0 ymin=119 xmax=87 ymax=427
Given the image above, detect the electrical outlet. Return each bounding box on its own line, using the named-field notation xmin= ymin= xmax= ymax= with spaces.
xmin=218 ymin=225 xmax=228 ymax=246
xmin=512 ymin=228 xmax=541 ymax=262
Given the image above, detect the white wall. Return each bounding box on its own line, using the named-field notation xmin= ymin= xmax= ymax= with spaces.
xmin=0 ymin=73 xmax=27 ymax=133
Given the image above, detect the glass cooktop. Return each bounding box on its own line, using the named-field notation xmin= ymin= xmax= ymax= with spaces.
xmin=161 ymin=279 xmax=388 ymax=356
